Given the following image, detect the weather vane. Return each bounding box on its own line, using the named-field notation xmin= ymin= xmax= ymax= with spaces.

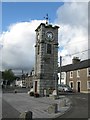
xmin=44 ymin=14 xmax=49 ymax=25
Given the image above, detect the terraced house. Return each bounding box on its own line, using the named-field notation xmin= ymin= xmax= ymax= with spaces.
xmin=61 ymin=57 xmax=90 ymax=93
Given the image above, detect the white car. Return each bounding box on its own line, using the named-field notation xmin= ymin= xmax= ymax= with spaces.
xmin=58 ymin=84 xmax=73 ymax=92
xmin=27 ymin=88 xmax=34 ymax=94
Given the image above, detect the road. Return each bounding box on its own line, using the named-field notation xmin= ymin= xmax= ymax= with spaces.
xmin=58 ymin=93 xmax=88 ymax=119
xmin=1 ymin=87 xmax=29 ymax=119
xmin=2 ymin=99 xmax=20 ymax=119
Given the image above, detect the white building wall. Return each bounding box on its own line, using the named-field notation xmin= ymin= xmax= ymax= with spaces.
xmin=15 ymin=80 xmax=22 ymax=87
xmin=58 ymin=72 xmax=66 ymax=84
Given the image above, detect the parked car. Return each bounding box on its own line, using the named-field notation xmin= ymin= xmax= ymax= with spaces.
xmin=58 ymin=84 xmax=73 ymax=93
xmin=28 ymin=88 xmax=34 ymax=96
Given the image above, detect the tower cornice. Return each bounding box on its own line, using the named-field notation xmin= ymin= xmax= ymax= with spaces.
xmin=35 ymin=23 xmax=59 ymax=31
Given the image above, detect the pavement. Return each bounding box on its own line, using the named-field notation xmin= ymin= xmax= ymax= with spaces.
xmin=2 ymin=93 xmax=71 ymax=119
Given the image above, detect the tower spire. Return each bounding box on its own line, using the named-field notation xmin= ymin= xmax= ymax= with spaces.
xmin=44 ymin=14 xmax=49 ymax=25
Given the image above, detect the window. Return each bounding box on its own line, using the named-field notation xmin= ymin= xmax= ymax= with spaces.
xmin=70 ymin=71 xmax=73 ymax=78
xmin=37 ymin=45 xmax=40 ymax=55
xmin=87 ymin=68 xmax=90 ymax=76
xmin=77 ymin=70 xmax=80 ymax=77
xmin=47 ymin=44 xmax=52 ymax=54
xmin=41 ymin=65 xmax=43 ymax=69
xmin=87 ymin=81 xmax=90 ymax=89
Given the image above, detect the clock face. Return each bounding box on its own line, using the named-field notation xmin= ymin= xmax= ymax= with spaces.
xmin=46 ymin=32 xmax=53 ymax=40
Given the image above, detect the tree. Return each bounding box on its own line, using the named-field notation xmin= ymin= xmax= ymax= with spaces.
xmin=2 ymin=69 xmax=15 ymax=85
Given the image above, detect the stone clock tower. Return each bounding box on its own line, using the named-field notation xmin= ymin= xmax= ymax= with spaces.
xmin=33 ymin=21 xmax=59 ymax=96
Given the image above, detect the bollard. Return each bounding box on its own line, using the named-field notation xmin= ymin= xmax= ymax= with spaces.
xmin=19 ymin=111 xmax=33 ymax=120
xmin=59 ymin=99 xmax=66 ymax=107
xmin=53 ymin=103 xmax=58 ymax=113
xmin=48 ymin=103 xmax=57 ymax=114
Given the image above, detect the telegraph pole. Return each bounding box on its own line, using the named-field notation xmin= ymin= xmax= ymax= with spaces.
xmin=60 ymin=56 xmax=62 ymax=84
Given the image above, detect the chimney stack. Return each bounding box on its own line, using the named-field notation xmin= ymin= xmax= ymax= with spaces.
xmin=72 ymin=57 xmax=80 ymax=64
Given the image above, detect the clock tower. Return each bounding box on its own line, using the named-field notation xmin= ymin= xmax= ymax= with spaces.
xmin=34 ymin=22 xmax=59 ymax=96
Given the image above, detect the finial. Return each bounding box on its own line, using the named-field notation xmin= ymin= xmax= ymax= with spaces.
xmin=44 ymin=14 xmax=49 ymax=25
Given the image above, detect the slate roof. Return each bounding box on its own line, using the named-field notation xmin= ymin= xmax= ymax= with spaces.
xmin=58 ymin=59 xmax=90 ymax=72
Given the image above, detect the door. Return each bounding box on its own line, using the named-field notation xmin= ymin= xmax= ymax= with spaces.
xmin=77 ymin=82 xmax=80 ymax=92
xmin=35 ymin=81 xmax=37 ymax=93
xmin=70 ymin=82 xmax=73 ymax=89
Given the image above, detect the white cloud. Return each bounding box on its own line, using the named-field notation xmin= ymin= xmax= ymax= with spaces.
xmin=56 ymin=2 xmax=88 ymax=65
xmin=1 ymin=20 xmax=45 ymax=71
xmin=56 ymin=2 xmax=88 ymax=28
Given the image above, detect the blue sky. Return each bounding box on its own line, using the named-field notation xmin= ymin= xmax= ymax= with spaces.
xmin=2 ymin=2 xmax=64 ymax=31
